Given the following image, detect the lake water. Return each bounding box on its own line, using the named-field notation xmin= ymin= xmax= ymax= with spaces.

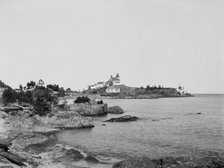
xmin=57 ymin=94 xmax=224 ymax=162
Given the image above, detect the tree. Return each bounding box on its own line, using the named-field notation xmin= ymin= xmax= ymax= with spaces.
xmin=74 ymin=96 xmax=90 ymax=104
xmin=27 ymin=81 xmax=36 ymax=89
xmin=33 ymin=87 xmax=57 ymax=116
xmin=2 ymin=88 xmax=17 ymax=104
xmin=58 ymin=87 xmax=65 ymax=97
xmin=0 ymin=80 xmax=8 ymax=88
xmin=66 ymin=88 xmax=72 ymax=92
xmin=146 ymin=85 xmax=150 ymax=91
xmin=47 ymin=84 xmax=59 ymax=92
xmin=19 ymin=84 xmax=23 ymax=90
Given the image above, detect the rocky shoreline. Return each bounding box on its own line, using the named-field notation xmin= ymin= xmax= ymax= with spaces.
xmin=0 ymin=100 xmax=223 ymax=168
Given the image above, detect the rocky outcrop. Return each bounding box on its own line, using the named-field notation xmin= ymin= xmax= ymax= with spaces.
xmin=0 ymin=104 xmax=33 ymax=113
xmin=113 ymin=157 xmax=157 ymax=168
xmin=113 ymin=156 xmax=224 ymax=168
xmin=40 ymin=111 xmax=94 ymax=129
xmin=11 ymin=132 xmax=49 ymax=150
xmin=105 ymin=106 xmax=124 ymax=114
xmin=69 ymin=103 xmax=108 ymax=116
xmin=105 ymin=115 xmax=138 ymax=122
xmin=84 ymin=155 xmax=99 ymax=163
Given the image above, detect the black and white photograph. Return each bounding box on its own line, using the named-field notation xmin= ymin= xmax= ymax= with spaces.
xmin=0 ymin=0 xmax=223 ymax=167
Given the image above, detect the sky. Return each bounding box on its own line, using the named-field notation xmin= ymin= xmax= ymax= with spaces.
xmin=0 ymin=0 xmax=223 ymax=93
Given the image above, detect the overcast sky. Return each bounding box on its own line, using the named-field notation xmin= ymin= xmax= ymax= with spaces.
xmin=0 ymin=0 xmax=223 ymax=93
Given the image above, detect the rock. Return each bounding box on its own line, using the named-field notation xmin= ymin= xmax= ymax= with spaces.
xmin=63 ymin=148 xmax=84 ymax=161
xmin=0 ymin=106 xmax=23 ymax=113
xmin=102 ymin=124 xmax=106 ymax=126
xmin=113 ymin=156 xmax=224 ymax=168
xmin=197 ymin=112 xmax=202 ymax=115
xmin=0 ymin=111 xmax=8 ymax=119
xmin=69 ymin=104 xmax=107 ymax=116
xmin=46 ymin=112 xmax=94 ymax=129
xmin=84 ymin=155 xmax=99 ymax=163
xmin=0 ymin=155 xmax=14 ymax=165
xmin=0 ymin=143 xmax=9 ymax=151
xmin=105 ymin=106 xmax=124 ymax=114
xmin=11 ymin=132 xmax=49 ymax=149
xmin=0 ymin=151 xmax=26 ymax=166
xmin=105 ymin=115 xmax=138 ymax=122
xmin=113 ymin=157 xmax=157 ymax=168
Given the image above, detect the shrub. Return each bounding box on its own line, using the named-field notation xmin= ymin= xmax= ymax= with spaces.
xmin=97 ymin=100 xmax=104 ymax=104
xmin=2 ymin=88 xmax=17 ymax=104
xmin=33 ymin=87 xmax=58 ymax=116
xmin=74 ymin=96 xmax=90 ymax=104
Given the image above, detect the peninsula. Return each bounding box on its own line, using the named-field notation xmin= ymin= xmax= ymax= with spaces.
xmin=84 ymin=74 xmax=193 ymax=99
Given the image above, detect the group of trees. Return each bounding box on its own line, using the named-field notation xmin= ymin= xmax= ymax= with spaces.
xmin=0 ymin=80 xmax=8 ymax=88
xmin=74 ymin=96 xmax=90 ymax=104
xmin=140 ymin=85 xmax=164 ymax=91
xmin=32 ymin=87 xmax=57 ymax=116
xmin=46 ymin=84 xmax=66 ymax=97
xmin=1 ymin=80 xmax=63 ymax=116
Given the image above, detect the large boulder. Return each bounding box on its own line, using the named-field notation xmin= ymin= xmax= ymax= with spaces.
xmin=105 ymin=115 xmax=138 ymax=122
xmin=113 ymin=157 xmax=157 ymax=168
xmin=11 ymin=132 xmax=49 ymax=150
xmin=69 ymin=104 xmax=107 ymax=116
xmin=44 ymin=111 xmax=94 ymax=129
xmin=113 ymin=156 xmax=224 ymax=168
xmin=105 ymin=106 xmax=124 ymax=114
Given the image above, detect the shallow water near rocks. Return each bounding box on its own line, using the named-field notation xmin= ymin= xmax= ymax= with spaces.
xmin=57 ymin=94 xmax=224 ymax=166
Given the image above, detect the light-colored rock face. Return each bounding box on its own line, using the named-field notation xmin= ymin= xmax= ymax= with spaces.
xmin=11 ymin=133 xmax=49 ymax=150
xmin=69 ymin=104 xmax=107 ymax=116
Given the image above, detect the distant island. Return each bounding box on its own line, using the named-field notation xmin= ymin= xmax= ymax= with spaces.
xmin=83 ymin=73 xmax=193 ymax=99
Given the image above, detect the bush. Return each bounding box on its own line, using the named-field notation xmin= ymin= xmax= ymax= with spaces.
xmin=74 ymin=96 xmax=90 ymax=104
xmin=33 ymin=87 xmax=58 ymax=116
xmin=2 ymin=88 xmax=17 ymax=104
xmin=97 ymin=100 xmax=104 ymax=104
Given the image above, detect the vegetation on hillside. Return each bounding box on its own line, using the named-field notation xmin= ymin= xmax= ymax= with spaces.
xmin=0 ymin=80 xmax=9 ymax=88
xmin=74 ymin=96 xmax=90 ymax=104
xmin=33 ymin=87 xmax=57 ymax=116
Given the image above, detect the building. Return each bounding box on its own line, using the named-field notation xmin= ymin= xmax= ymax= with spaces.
xmin=106 ymin=84 xmax=130 ymax=94
xmin=106 ymin=73 xmax=123 ymax=93
xmin=176 ymin=86 xmax=186 ymax=95
xmin=89 ymin=82 xmax=105 ymax=90
xmin=106 ymin=85 xmax=121 ymax=93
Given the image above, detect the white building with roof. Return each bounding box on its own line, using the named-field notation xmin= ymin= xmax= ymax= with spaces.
xmin=106 ymin=74 xmax=123 ymax=93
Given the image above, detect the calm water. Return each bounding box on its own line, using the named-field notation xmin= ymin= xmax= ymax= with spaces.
xmin=57 ymin=94 xmax=224 ymax=160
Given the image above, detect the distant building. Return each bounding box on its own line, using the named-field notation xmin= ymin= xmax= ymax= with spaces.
xmin=176 ymin=86 xmax=186 ymax=95
xmin=106 ymin=74 xmax=124 ymax=93
xmin=106 ymin=84 xmax=130 ymax=93
xmin=106 ymin=85 xmax=121 ymax=93
xmin=89 ymin=82 xmax=105 ymax=90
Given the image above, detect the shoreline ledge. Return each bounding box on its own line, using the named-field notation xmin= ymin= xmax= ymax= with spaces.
xmin=0 ymin=101 xmax=223 ymax=168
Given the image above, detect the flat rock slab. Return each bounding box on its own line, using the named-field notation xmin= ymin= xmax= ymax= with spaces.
xmin=113 ymin=156 xmax=224 ymax=168
xmin=11 ymin=132 xmax=49 ymax=149
xmin=105 ymin=115 xmax=138 ymax=122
